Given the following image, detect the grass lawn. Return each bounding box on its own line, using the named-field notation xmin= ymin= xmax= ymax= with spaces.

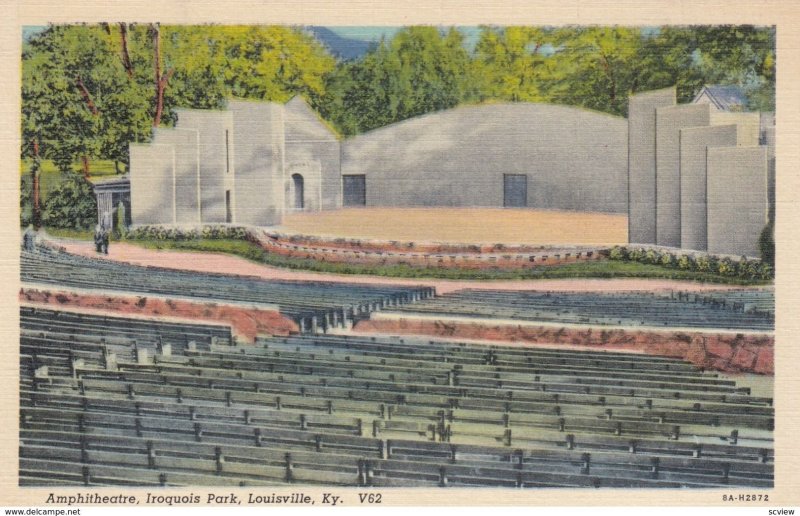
xmin=20 ymin=159 xmax=123 ymax=201
xmin=127 ymin=238 xmax=769 ymax=285
xmin=45 ymin=228 xmax=96 ymax=240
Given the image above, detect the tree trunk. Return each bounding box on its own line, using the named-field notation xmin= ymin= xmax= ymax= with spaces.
xmin=119 ymin=23 xmax=133 ymax=78
xmin=152 ymin=24 xmax=165 ymax=127
xmin=76 ymin=76 xmax=99 ymax=116
xmin=151 ymin=24 xmax=174 ymax=127
xmin=31 ymin=139 xmax=41 ymax=229
xmin=599 ymin=53 xmax=616 ymax=103
xmin=114 ymin=160 xmax=121 ymax=174
xmin=81 ymin=155 xmax=91 ymax=179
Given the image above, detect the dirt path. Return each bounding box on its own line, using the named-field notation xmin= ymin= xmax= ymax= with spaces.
xmin=53 ymin=239 xmax=748 ymax=295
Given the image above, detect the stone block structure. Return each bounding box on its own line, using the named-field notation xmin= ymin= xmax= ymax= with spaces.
xmin=627 ymin=87 xmax=775 ymax=257
xmin=627 ymin=88 xmax=675 ymax=245
xmin=126 ymin=88 xmax=775 ymax=257
xmin=678 ymin=125 xmax=738 ymax=252
xmin=707 ymin=146 xmax=770 ymax=256
xmin=340 ymin=103 xmax=628 ymax=212
xmin=654 ymin=104 xmax=711 ymax=247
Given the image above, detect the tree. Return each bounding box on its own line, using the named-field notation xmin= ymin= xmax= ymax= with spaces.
xmin=41 ymin=175 xmax=97 ymax=229
xmin=545 ymin=27 xmax=643 ymax=116
xmin=22 ymin=25 xmax=152 ymax=176
xmin=471 ymin=26 xmax=552 ymax=103
xmin=150 ymin=24 xmax=173 ymax=127
xmin=20 ymin=175 xmax=33 ymax=228
xmin=218 ymin=26 xmax=336 ymax=102
xmin=319 ymin=26 xmax=474 ymax=135
xmin=634 ymin=26 xmax=775 ymax=109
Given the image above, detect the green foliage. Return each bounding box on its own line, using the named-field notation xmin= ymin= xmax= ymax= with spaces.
xmin=23 ymin=23 xmax=776 ymax=164
xmin=717 ymin=257 xmax=737 ymax=276
xmin=471 ymin=27 xmax=551 ymax=103
xmin=128 ymin=237 xmax=768 ymax=284
xmin=45 ymin=227 xmax=95 ymax=240
xmin=20 ymin=175 xmax=33 ymax=227
xmin=677 ymin=254 xmax=696 ymax=271
xmin=318 ymin=27 xmax=476 ymax=135
xmin=602 ymin=246 xmax=772 ymax=281
xmin=608 ymin=246 xmax=627 ymax=260
xmin=695 ymin=255 xmax=712 ymax=273
xmin=124 ymin=228 xmax=771 ymax=284
xmin=22 ymin=24 xmax=336 ymax=166
xmin=126 ymin=224 xmax=251 ymax=242
xmin=643 ymin=249 xmax=661 ymax=265
xmin=546 ymin=27 xmax=643 ymax=116
xmin=22 ymin=25 xmax=151 ymax=172
xmin=41 ymin=174 xmax=97 ymax=229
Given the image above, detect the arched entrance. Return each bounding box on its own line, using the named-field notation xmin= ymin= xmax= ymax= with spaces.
xmin=292 ymin=174 xmax=304 ymax=210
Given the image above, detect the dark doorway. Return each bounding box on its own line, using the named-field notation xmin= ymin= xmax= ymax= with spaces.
xmin=225 ymin=190 xmax=232 ymax=223
xmin=503 ymin=174 xmax=528 ymax=208
xmin=343 ymin=175 xmax=366 ymax=206
xmin=292 ymin=174 xmax=304 ymax=210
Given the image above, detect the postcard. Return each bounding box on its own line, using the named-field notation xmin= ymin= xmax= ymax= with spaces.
xmin=2 ymin=0 xmax=799 ymax=511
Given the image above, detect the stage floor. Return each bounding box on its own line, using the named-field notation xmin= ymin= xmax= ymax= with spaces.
xmin=279 ymin=207 xmax=628 ymax=246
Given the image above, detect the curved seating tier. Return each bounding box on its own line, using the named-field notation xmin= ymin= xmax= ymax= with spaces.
xmin=21 ymin=247 xmax=433 ymax=332
xmin=20 ymin=309 xmax=773 ymax=488
xmin=386 ymin=289 xmax=774 ymax=331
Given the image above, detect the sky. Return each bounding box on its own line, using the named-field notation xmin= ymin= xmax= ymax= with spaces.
xmin=23 ymin=25 xmax=484 ymax=59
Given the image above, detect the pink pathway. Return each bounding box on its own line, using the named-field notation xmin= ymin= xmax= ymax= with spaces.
xmin=55 ymin=239 xmax=747 ymax=295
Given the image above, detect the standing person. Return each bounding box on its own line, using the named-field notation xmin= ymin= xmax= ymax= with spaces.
xmin=101 ymin=226 xmax=110 ymax=255
xmin=22 ymin=225 xmax=35 ymax=251
xmin=94 ymin=225 xmax=103 ymax=253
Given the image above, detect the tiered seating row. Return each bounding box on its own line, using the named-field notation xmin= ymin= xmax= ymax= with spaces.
xmin=21 ymin=306 xmax=231 ymax=354
xmin=386 ymin=289 xmax=774 ymax=331
xmin=662 ymin=289 xmax=775 ymax=316
xmin=21 ymin=247 xmax=434 ymax=332
xmin=20 ymin=310 xmax=773 ymax=488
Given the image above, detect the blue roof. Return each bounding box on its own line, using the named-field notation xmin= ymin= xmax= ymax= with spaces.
xmin=694 ymin=85 xmax=748 ymax=111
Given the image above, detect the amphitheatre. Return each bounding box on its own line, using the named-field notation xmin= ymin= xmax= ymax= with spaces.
xmin=19 ymin=86 xmax=776 ymax=490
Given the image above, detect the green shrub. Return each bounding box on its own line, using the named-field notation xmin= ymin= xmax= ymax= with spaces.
xmin=660 ymin=252 xmax=677 ymax=268
xmin=20 ymin=176 xmax=33 ymax=227
xmin=717 ymin=257 xmax=737 ymax=276
xmin=644 ymin=249 xmax=661 ymax=265
xmin=129 ymin=224 xmax=257 ymax=243
xmin=608 ymin=246 xmax=628 ymax=260
xmin=677 ymin=254 xmax=695 ymax=270
xmin=41 ymin=174 xmax=96 ymax=229
xmin=696 ymin=255 xmax=720 ymax=274
xmin=628 ymin=248 xmax=645 ymax=262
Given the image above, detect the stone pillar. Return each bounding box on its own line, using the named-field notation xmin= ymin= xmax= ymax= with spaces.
xmin=655 ymin=103 xmax=710 ymax=247
xmin=679 ymin=124 xmax=738 ymax=251
xmin=628 ymin=88 xmax=676 ymax=245
xmin=707 ymin=146 xmax=769 ymax=257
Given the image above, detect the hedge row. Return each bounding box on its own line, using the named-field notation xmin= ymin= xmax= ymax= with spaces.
xmin=608 ymin=246 xmax=773 ymax=281
xmin=125 ymin=225 xmax=256 ymax=243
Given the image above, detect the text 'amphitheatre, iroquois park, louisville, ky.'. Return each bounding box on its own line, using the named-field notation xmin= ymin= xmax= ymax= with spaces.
xmin=17 ymin=22 xmax=780 ymax=495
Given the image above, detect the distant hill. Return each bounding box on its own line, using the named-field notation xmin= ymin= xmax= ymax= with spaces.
xmin=308 ymin=26 xmax=481 ymax=60
xmin=308 ymin=27 xmax=383 ymax=60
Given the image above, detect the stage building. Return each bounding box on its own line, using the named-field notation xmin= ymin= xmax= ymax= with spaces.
xmin=117 ymin=86 xmax=775 ymax=257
